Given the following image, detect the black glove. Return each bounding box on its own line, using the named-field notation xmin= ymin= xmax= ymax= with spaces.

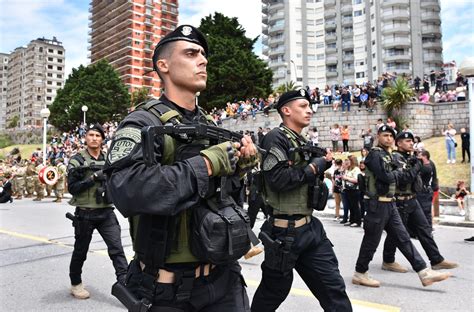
xmin=92 ymin=170 xmax=105 ymax=181
xmin=309 ymin=157 xmax=327 ymax=174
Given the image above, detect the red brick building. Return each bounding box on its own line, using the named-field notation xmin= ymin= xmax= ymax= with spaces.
xmin=89 ymin=0 xmax=178 ymax=99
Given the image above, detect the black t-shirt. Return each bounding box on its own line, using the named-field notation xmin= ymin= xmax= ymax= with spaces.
xmin=461 ymin=133 xmax=470 ymax=147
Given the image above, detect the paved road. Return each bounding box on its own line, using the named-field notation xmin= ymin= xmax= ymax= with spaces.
xmin=1 ymin=198 xmax=473 ymax=311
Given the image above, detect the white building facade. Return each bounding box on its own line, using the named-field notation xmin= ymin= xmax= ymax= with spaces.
xmin=262 ymin=0 xmax=443 ymax=89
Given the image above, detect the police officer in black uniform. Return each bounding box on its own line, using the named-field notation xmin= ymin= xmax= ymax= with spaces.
xmin=352 ymin=126 xmax=451 ymax=288
xmin=381 ymin=132 xmax=458 ymax=273
xmin=67 ymin=123 xmax=128 ymax=299
xmin=104 ymin=25 xmax=257 ymax=311
xmin=246 ymin=168 xmax=268 ymax=229
xmin=416 ymin=149 xmax=438 ymax=229
xmin=251 ymin=90 xmax=352 ymax=312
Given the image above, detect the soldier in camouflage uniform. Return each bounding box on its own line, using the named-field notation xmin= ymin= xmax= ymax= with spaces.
xmin=14 ymin=163 xmax=27 ymax=199
xmin=53 ymin=157 xmax=67 ymax=202
xmin=25 ymin=160 xmax=36 ymax=198
xmin=33 ymin=159 xmax=45 ymax=201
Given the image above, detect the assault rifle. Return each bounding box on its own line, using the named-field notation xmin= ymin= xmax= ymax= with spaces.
xmin=289 ymin=144 xmax=327 ymax=162
xmin=141 ymin=124 xmax=265 ymax=167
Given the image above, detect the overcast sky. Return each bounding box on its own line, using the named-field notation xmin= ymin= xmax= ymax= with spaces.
xmin=0 ymin=0 xmax=472 ymax=78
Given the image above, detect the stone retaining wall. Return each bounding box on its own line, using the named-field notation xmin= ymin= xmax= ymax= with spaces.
xmin=221 ymin=101 xmax=469 ymax=150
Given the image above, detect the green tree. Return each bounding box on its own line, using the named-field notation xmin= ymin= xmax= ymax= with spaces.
xmin=381 ymin=77 xmax=414 ymax=117
xmin=49 ymin=59 xmax=130 ymax=131
xmin=198 ymin=13 xmax=273 ymax=110
xmin=7 ymin=115 xmax=19 ymax=129
xmin=131 ymin=87 xmax=151 ymax=108
xmin=275 ymin=81 xmax=298 ymax=93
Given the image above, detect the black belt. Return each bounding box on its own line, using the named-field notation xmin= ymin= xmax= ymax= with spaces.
xmin=394 ymin=194 xmax=416 ymax=201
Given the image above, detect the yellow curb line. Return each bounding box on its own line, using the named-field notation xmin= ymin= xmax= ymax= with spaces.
xmin=0 ymin=228 xmax=400 ymax=311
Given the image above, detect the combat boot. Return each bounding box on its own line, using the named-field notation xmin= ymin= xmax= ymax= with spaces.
xmin=70 ymin=283 xmax=90 ymax=299
xmin=33 ymin=197 xmax=42 ymax=201
xmin=382 ymin=262 xmax=409 ymax=273
xmin=244 ymin=246 xmax=263 ymax=260
xmin=432 ymin=260 xmax=459 ymax=270
xmin=15 ymin=195 xmax=22 ymax=199
xmin=418 ymin=268 xmax=451 ymax=287
xmin=352 ymin=272 xmax=380 ymax=287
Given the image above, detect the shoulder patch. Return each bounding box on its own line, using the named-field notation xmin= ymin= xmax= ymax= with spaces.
xmin=107 ymin=127 xmax=142 ymax=164
xmin=262 ymin=146 xmax=288 ymax=171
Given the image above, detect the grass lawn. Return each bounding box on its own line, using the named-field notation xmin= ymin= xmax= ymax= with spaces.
xmin=0 ymin=144 xmax=42 ymax=160
xmin=423 ymin=134 xmax=469 ymax=188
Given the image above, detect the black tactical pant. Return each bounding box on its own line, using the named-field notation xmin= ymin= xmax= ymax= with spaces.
xmin=126 ymin=260 xmax=249 ymax=312
xmin=69 ymin=207 xmax=128 ymax=285
xmin=252 ymin=217 xmax=352 ymax=312
xmin=355 ymin=200 xmax=427 ymax=273
xmin=383 ymin=198 xmax=444 ymax=266
xmin=247 ymin=193 xmax=268 ymax=229
xmin=417 ymin=192 xmax=434 ymax=229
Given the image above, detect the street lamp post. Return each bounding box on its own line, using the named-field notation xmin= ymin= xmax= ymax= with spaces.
xmin=459 ymin=57 xmax=474 ymax=221
xmin=40 ymin=107 xmax=50 ymax=165
xmin=81 ymin=105 xmax=88 ymax=125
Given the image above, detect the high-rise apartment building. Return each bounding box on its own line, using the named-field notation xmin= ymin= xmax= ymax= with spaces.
xmin=5 ymin=37 xmax=65 ymax=129
xmin=262 ymin=0 xmax=443 ymax=88
xmin=88 ymin=0 xmax=178 ymax=98
xmin=0 ymin=53 xmax=9 ymax=130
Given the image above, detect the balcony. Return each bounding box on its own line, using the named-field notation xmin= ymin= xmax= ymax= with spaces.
xmin=324 ymin=0 xmax=336 ymax=7
xmin=269 ymin=12 xmax=285 ymax=22
xmin=421 ymin=25 xmax=441 ymax=35
xmin=268 ymin=46 xmax=285 ymax=56
xmin=381 ymin=0 xmax=409 ymax=8
xmin=262 ymin=36 xmax=268 ymax=45
xmin=324 ymin=8 xmax=336 ymax=18
xmin=343 ymin=54 xmax=354 ymax=61
xmin=382 ymin=24 xmax=410 ymax=35
xmin=383 ymin=54 xmax=411 ymax=62
xmin=268 ymin=59 xmax=287 ymax=69
xmin=268 ymin=36 xmax=285 ymax=46
xmin=262 ymin=15 xmax=268 ymax=24
xmin=262 ymin=46 xmax=269 ymax=55
xmin=262 ymin=25 xmax=268 ymax=35
xmin=326 ymin=56 xmax=338 ymax=65
xmin=326 ymin=46 xmax=337 ymax=54
xmin=421 ymin=11 xmax=441 ymax=22
xmin=422 ymin=40 xmax=442 ymax=50
xmin=343 ymin=67 xmax=355 ymax=75
xmin=268 ymin=1 xmax=284 ymax=12
xmin=424 ymin=54 xmax=443 ymax=63
xmin=421 ymin=0 xmax=440 ymax=10
xmin=342 ymin=41 xmax=354 ymax=50
xmin=341 ymin=4 xmax=352 ymax=14
xmin=273 ymin=71 xmax=286 ymax=79
xmin=342 ymin=17 xmax=353 ymax=26
xmin=326 ymin=71 xmax=338 ymax=78
xmin=262 ymin=4 xmax=268 ymax=14
xmin=381 ymin=10 xmax=410 ymax=21
xmin=268 ymin=24 xmax=284 ymax=34
xmin=325 ymin=33 xmax=337 ymax=42
xmin=342 ymin=31 xmax=353 ymax=39
xmin=324 ymin=20 xmax=336 ymax=30
xmin=382 ymin=38 xmax=411 ymax=48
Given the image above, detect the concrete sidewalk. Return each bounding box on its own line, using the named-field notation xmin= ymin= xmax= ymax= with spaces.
xmin=313 ymin=198 xmax=474 ymax=228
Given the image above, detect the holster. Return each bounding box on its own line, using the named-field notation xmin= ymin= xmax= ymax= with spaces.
xmin=111 ymin=281 xmax=152 ymax=312
xmin=260 ymin=221 xmax=298 ymax=274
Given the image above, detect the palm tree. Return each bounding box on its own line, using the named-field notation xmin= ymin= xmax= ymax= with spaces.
xmin=275 ymin=80 xmax=298 ymax=93
xmin=381 ymin=77 xmax=414 ymax=117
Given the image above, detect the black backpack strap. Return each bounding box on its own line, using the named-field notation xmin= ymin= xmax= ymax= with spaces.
xmin=136 ymin=99 xmax=182 ymax=125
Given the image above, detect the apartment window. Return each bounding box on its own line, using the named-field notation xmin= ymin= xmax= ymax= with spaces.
xmin=308 ymin=55 xmax=316 ymax=61
xmin=47 ymin=81 xmax=52 ymax=85
xmin=47 ymin=89 xmax=52 ymax=93
xmin=39 ymin=47 xmax=43 ymax=52
xmin=356 ymin=72 xmax=365 ymax=78
xmin=359 ymin=61 xmax=364 ymax=65
xmin=316 ymin=30 xmax=324 ymax=37
xmin=372 ymin=40 xmax=375 ymax=45
xmin=57 ymin=74 xmax=62 ymax=78
xmin=372 ymin=26 xmax=375 ymax=32
xmin=316 ymin=42 xmax=324 ymax=49
xmin=47 ymin=96 xmax=52 ymax=101
xmin=307 ymin=20 xmax=315 ymax=26
xmin=48 ymin=49 xmax=54 ymax=53
xmin=48 ymin=57 xmax=53 ymax=61
xmin=306 ymin=0 xmax=314 ymax=3
xmin=58 ymin=50 xmax=63 ymax=55
xmin=354 ymin=0 xmax=362 ymax=4
xmin=47 ymin=73 xmax=52 ymax=77
xmin=316 ymin=19 xmax=323 ymax=25
xmin=57 ymin=66 xmax=62 ymax=70
xmin=37 ymin=95 xmax=41 ymax=101
xmin=57 ymin=82 xmax=62 ymax=86
xmin=58 ymin=59 xmax=63 ymax=63
xmin=354 ymin=10 xmax=363 ymax=17
xmin=47 ymin=65 xmax=53 ymax=69
xmin=371 ymin=13 xmax=374 ymax=19
xmin=307 ymin=43 xmax=316 ymax=49
xmin=297 ymin=66 xmax=303 ymax=70
xmin=317 ymin=54 xmax=324 ymax=60
xmin=372 ymin=53 xmax=376 ymax=58
xmin=135 ymin=41 xmax=140 ymax=45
